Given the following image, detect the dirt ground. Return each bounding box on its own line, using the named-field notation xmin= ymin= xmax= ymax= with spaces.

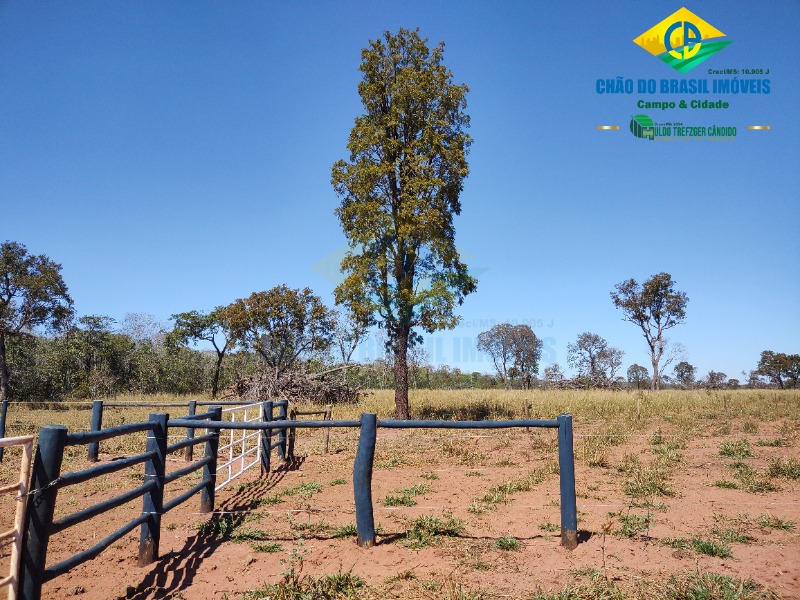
xmin=2 ymin=418 xmax=799 ymax=599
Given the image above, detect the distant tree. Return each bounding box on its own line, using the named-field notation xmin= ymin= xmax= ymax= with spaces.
xmin=66 ymin=315 xmax=138 ymax=398
xmin=330 ymin=308 xmax=369 ymax=384
xmin=477 ymin=323 xmax=542 ymax=390
xmin=567 ymin=332 xmax=624 ymax=387
xmin=705 ymin=370 xmax=728 ymax=389
xmin=224 ymin=286 xmax=334 ymax=383
xmin=543 ymin=363 xmax=565 ymax=388
xmin=756 ymin=350 xmax=800 ymax=389
xmin=727 ymin=378 xmax=740 ymax=390
xmin=408 ymin=344 xmax=429 ymax=390
xmin=508 ymin=325 xmax=543 ymax=390
xmin=120 ymin=312 xmax=166 ymax=345
xmin=332 ymin=27 xmax=476 ymax=419
xmin=477 ymin=324 xmax=515 ymax=389
xmin=658 ymin=341 xmax=686 ymax=382
xmin=627 ymin=364 xmax=650 ymax=389
xmin=166 ymin=308 xmax=231 ymax=397
xmin=673 ymin=361 xmax=697 ymax=388
xmin=0 ymin=241 xmax=73 ymax=459
xmin=611 ymin=273 xmax=688 ymax=390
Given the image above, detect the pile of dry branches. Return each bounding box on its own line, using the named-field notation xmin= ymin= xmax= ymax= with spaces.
xmin=223 ymin=367 xmax=360 ymax=404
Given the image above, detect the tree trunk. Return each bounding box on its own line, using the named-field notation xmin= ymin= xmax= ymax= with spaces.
xmin=0 ymin=334 xmax=9 ymax=460
xmin=651 ymin=357 xmax=660 ymax=391
xmin=393 ymin=327 xmax=410 ymax=420
xmin=211 ymin=351 xmax=224 ymax=398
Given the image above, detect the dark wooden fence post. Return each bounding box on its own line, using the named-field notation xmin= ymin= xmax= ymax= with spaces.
xmin=139 ymin=413 xmax=167 ymax=566
xmin=87 ymin=400 xmax=104 ymax=462
xmin=322 ymin=404 xmax=332 ymax=455
xmin=260 ymin=401 xmax=273 ymax=476
xmin=19 ymin=424 xmax=68 ymax=600
xmin=557 ymin=413 xmax=578 ymax=550
xmin=200 ymin=406 xmax=221 ymax=513
xmin=287 ymin=408 xmax=297 ymax=460
xmin=353 ymin=413 xmax=377 ymax=548
xmin=0 ymin=396 xmax=8 ymax=462
xmin=184 ymin=400 xmax=197 ymax=462
xmin=277 ymin=400 xmax=288 ymax=460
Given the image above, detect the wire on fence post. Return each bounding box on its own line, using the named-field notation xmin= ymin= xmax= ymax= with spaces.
xmin=185 ymin=400 xmax=197 ymax=463
xmin=87 ymin=400 xmax=104 ymax=462
xmin=557 ymin=413 xmax=578 ymax=550
xmin=353 ymin=413 xmax=376 ymax=548
xmin=200 ymin=407 xmax=221 ymax=513
xmin=139 ymin=413 xmax=167 ymax=566
xmin=19 ymin=425 xmax=68 ymax=600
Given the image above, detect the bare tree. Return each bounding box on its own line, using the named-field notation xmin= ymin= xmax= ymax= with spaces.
xmin=331 ymin=308 xmax=369 ymax=383
xmin=543 ymin=363 xmax=566 ymax=389
xmin=658 ymin=340 xmax=686 ymax=382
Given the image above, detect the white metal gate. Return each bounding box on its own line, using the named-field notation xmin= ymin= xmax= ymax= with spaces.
xmin=215 ymin=403 xmax=263 ymax=491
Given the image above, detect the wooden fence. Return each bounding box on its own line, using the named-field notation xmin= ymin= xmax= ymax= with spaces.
xmin=17 ymin=410 xmax=577 ymax=600
xmin=0 ymin=435 xmax=34 ymax=600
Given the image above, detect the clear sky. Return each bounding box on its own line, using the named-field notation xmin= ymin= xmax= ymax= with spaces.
xmin=2 ymin=1 xmax=798 ymax=380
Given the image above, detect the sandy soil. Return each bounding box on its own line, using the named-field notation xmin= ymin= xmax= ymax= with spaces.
xmin=2 ymin=419 xmax=799 ymax=599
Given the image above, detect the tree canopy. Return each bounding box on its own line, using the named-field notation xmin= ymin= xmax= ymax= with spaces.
xmin=627 ymin=364 xmax=650 ymax=389
xmin=566 ymin=332 xmax=624 ymax=388
xmin=611 ymin=272 xmax=688 ymax=390
xmin=166 ymin=308 xmax=231 ymax=397
xmin=224 ymin=286 xmax=334 ymax=384
xmin=477 ymin=323 xmax=542 ymax=389
xmin=756 ymin=350 xmax=800 ymax=389
xmin=332 ymin=28 xmax=476 ymax=418
xmin=673 ymin=360 xmax=696 ymax=388
xmin=0 ymin=241 xmax=73 ymax=457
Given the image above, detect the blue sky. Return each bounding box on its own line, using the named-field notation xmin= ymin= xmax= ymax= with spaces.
xmin=2 ymin=1 xmax=798 ymax=380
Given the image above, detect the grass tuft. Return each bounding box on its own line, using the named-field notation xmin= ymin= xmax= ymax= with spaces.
xmin=495 ymin=536 xmax=521 ymax=551
xmin=719 ymin=439 xmax=753 ymax=459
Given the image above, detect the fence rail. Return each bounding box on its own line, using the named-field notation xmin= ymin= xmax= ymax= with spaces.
xmin=18 ymin=409 xmax=577 ymax=600
xmin=0 ymin=435 xmax=34 ymax=600
xmin=289 ymin=404 xmax=332 ymax=456
xmin=18 ymin=409 xmax=222 ymax=600
xmin=161 ymin=413 xmax=578 ymax=548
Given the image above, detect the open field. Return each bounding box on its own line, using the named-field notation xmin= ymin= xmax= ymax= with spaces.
xmin=1 ymin=389 xmax=799 ymax=599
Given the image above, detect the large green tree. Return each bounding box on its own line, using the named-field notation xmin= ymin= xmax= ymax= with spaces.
xmin=332 ymin=28 xmax=476 ymax=419
xmin=0 ymin=241 xmax=73 ymax=459
xmin=611 ymin=273 xmax=688 ymax=391
xmin=756 ymin=350 xmax=800 ymax=389
xmin=224 ymin=286 xmax=334 ymax=384
xmin=166 ymin=308 xmax=230 ymax=397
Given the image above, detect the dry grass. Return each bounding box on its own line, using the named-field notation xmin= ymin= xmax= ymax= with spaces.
xmin=2 ymin=388 xmax=799 ymax=600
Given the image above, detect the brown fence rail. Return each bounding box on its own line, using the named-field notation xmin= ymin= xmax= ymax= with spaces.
xmin=0 ymin=435 xmax=35 ymax=600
